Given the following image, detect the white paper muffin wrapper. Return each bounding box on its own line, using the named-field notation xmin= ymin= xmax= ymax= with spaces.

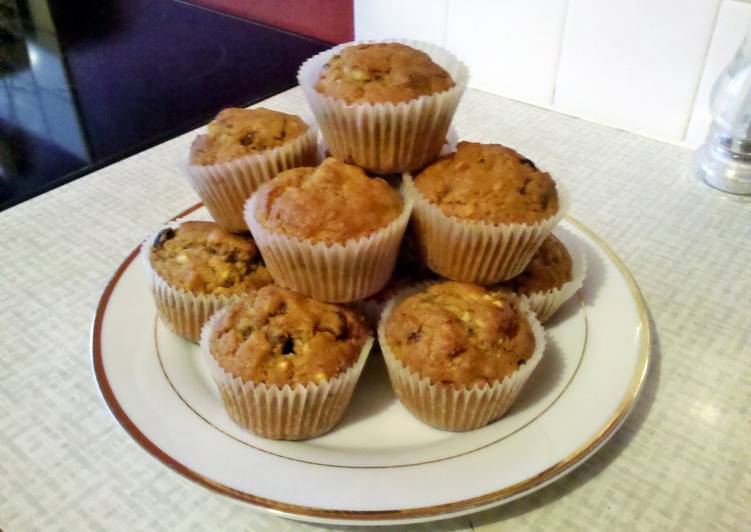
xmin=244 ymin=190 xmax=414 ymax=303
xmin=378 ymin=283 xmax=546 ymax=431
xmin=298 ymin=39 xmax=469 ymax=175
xmin=185 ymin=123 xmax=319 ymax=232
xmin=141 ymin=221 xmax=241 ymax=342
xmin=200 ymin=307 xmax=374 ymax=440
xmin=521 ymin=227 xmax=588 ymax=323
xmin=403 ymin=172 xmax=568 ymax=284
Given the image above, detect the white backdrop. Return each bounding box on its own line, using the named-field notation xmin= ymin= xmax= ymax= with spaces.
xmin=355 ymin=0 xmax=751 ymax=148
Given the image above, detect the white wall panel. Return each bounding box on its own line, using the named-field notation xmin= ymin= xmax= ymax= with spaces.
xmin=354 ymin=0 xmax=448 ymax=45
xmin=684 ymin=0 xmax=751 ymax=147
xmin=554 ymin=0 xmax=719 ymax=141
xmin=445 ymin=0 xmax=568 ymax=105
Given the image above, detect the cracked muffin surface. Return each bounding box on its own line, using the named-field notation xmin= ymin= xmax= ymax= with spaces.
xmin=500 ymin=234 xmax=573 ymax=294
xmin=384 ymin=282 xmax=535 ymax=388
xmin=254 ymin=157 xmax=403 ymax=245
xmin=150 ymin=221 xmax=272 ymax=295
xmin=190 ymin=107 xmax=309 ymax=165
xmin=413 ymin=142 xmax=559 ymax=224
xmin=209 ymin=285 xmax=369 ymax=386
xmin=315 ymin=43 xmax=454 ymax=105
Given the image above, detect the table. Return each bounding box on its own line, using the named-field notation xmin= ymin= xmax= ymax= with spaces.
xmin=2 ymin=87 xmax=749 ymax=531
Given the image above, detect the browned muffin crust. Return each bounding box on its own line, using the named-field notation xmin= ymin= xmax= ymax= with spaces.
xmin=254 ymin=157 xmax=403 ymax=245
xmin=209 ymin=285 xmax=369 ymax=386
xmin=315 ymin=43 xmax=455 ymax=105
xmin=150 ymin=221 xmax=272 ymax=295
xmin=384 ymin=282 xmax=535 ymax=387
xmin=414 ymin=142 xmax=559 ymax=224
xmin=190 ymin=108 xmax=309 ymax=165
xmin=501 ymin=235 xmax=573 ymax=294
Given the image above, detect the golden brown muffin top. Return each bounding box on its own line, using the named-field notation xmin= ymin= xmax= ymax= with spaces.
xmin=501 ymin=235 xmax=573 ymax=294
xmin=315 ymin=43 xmax=455 ymax=105
xmin=149 ymin=221 xmax=272 ymax=295
xmin=254 ymin=158 xmax=403 ymax=245
xmin=209 ymin=285 xmax=369 ymax=386
xmin=414 ymin=142 xmax=559 ymax=224
xmin=190 ymin=107 xmax=309 ymax=165
xmin=384 ymin=282 xmax=536 ymax=388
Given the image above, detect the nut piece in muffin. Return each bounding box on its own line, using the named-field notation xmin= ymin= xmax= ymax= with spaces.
xmin=414 ymin=141 xmax=559 ymax=225
xmin=384 ymin=282 xmax=536 ymax=388
xmin=209 ymin=285 xmax=369 ymax=387
xmin=150 ymin=221 xmax=272 ymax=295
xmin=500 ymin=234 xmax=573 ymax=294
xmin=315 ymin=42 xmax=455 ymax=105
xmin=190 ymin=108 xmax=310 ymax=166
xmin=254 ymin=157 xmax=403 ymax=245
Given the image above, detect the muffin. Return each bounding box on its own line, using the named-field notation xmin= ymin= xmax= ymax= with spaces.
xmin=244 ymin=157 xmax=412 ymax=302
xmin=186 ymin=107 xmax=319 ymax=232
xmin=298 ymin=40 xmax=469 ymax=174
xmin=378 ymin=281 xmax=545 ymax=431
xmin=142 ymin=220 xmax=273 ymax=341
xmin=498 ymin=230 xmax=587 ymax=322
xmin=405 ymin=141 xmax=567 ymax=284
xmin=200 ymin=285 xmax=373 ymax=440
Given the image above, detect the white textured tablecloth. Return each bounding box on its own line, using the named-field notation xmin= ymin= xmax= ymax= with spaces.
xmin=2 ymin=87 xmax=750 ymax=531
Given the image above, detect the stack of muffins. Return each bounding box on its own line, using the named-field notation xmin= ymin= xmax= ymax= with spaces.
xmin=141 ymin=40 xmax=585 ymax=440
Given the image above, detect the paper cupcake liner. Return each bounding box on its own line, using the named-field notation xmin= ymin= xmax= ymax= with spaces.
xmin=185 ymin=123 xmax=319 ymax=232
xmin=297 ymin=39 xmax=469 ymax=175
xmin=403 ymin=172 xmax=568 ymax=284
xmin=521 ymin=227 xmax=588 ymax=323
xmin=141 ymin=221 xmax=241 ymax=342
xmin=378 ymin=286 xmax=546 ymax=431
xmin=244 ymin=190 xmax=414 ymax=303
xmin=200 ymin=307 xmax=374 ymax=440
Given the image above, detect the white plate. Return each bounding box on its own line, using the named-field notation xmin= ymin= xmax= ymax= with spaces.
xmin=91 ymin=205 xmax=649 ymax=526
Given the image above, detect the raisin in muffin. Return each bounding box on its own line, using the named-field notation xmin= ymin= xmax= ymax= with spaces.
xmin=378 ymin=281 xmax=545 ymax=431
xmin=186 ymin=108 xmax=318 ymax=232
xmin=298 ymin=40 xmax=468 ymax=174
xmin=143 ymin=221 xmax=272 ymax=342
xmin=245 ymin=158 xmax=412 ymax=302
xmin=498 ymin=231 xmax=586 ymax=323
xmin=406 ymin=141 xmax=566 ymax=284
xmin=315 ymin=43 xmax=455 ymax=105
xmin=201 ymin=285 xmax=373 ymax=440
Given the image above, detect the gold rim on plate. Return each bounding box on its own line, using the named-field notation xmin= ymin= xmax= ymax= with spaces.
xmin=90 ymin=203 xmax=650 ymax=522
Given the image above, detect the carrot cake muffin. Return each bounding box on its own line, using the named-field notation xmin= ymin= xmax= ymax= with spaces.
xmin=190 ymin=107 xmax=310 ymax=166
xmin=202 ymin=285 xmax=373 ymax=440
xmin=379 ymin=281 xmax=545 ymax=431
xmin=298 ymin=40 xmax=468 ymax=174
xmin=413 ymin=142 xmax=559 ymax=224
xmin=315 ymin=42 xmax=455 ymax=105
xmin=150 ymin=221 xmax=272 ymax=295
xmin=185 ymin=108 xmax=318 ymax=232
xmin=246 ymin=158 xmax=411 ymax=302
xmin=498 ymin=232 xmax=586 ymax=323
xmin=406 ymin=142 xmax=565 ymax=284
xmin=253 ymin=157 xmax=403 ymax=245
xmin=500 ymin=234 xmax=572 ymax=295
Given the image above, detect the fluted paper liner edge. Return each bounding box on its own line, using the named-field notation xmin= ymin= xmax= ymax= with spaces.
xmin=244 ymin=190 xmax=413 ymax=303
xmin=200 ymin=307 xmax=374 ymax=440
xmin=522 ymin=227 xmax=588 ymax=323
xmin=297 ymin=39 xmax=469 ymax=174
xmin=141 ymin=220 xmax=241 ymax=342
xmin=404 ymin=172 xmax=569 ymax=284
xmin=378 ymin=285 xmax=546 ymax=431
xmin=185 ymin=124 xmax=319 ymax=232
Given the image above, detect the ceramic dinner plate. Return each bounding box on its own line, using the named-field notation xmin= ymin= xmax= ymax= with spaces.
xmin=91 ymin=205 xmax=649 ymax=526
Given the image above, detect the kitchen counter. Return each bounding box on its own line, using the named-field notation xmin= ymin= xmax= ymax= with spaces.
xmin=2 ymin=86 xmax=749 ymax=531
